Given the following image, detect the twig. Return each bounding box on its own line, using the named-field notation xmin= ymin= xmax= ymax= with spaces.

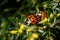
xmin=50 ymin=19 xmax=60 ymax=27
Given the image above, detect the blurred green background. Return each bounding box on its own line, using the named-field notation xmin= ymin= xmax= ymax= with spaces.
xmin=0 ymin=0 xmax=60 ymax=40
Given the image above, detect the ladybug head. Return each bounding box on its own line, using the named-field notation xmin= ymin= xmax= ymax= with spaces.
xmin=24 ymin=18 xmax=31 ymax=25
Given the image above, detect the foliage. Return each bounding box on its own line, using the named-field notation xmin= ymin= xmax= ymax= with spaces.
xmin=0 ymin=0 xmax=60 ymax=40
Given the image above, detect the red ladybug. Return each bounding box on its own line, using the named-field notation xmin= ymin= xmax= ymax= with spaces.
xmin=25 ymin=11 xmax=47 ymax=25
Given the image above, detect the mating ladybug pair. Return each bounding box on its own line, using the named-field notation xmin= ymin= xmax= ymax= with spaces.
xmin=24 ymin=11 xmax=47 ymax=25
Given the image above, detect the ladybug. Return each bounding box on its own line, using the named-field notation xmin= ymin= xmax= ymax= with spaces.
xmin=24 ymin=11 xmax=47 ymax=25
